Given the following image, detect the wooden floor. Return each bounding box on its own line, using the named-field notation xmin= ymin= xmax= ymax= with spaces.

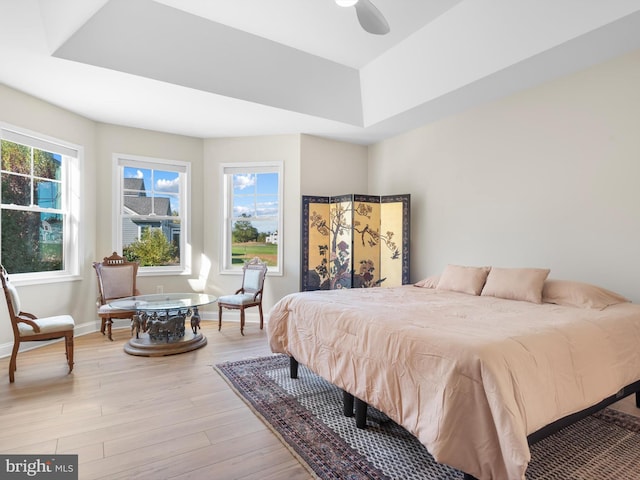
xmin=1 ymin=321 xmax=638 ymax=480
xmin=0 ymin=321 xmax=313 ymax=480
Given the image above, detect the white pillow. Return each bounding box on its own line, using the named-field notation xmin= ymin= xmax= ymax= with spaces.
xmin=542 ymin=279 xmax=629 ymax=310
xmin=481 ymin=267 xmax=550 ymax=304
xmin=414 ymin=275 xmax=440 ymax=289
xmin=436 ymin=265 xmax=491 ymax=296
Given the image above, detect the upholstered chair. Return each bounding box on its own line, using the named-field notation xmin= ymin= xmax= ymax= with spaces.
xmin=93 ymin=252 xmax=139 ymax=340
xmin=1 ymin=265 xmax=75 ymax=383
xmin=218 ymin=257 xmax=268 ymax=335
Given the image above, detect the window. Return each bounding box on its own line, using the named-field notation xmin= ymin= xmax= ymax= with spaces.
xmin=114 ymin=155 xmax=190 ymax=274
xmin=222 ymin=162 xmax=282 ymax=274
xmin=0 ymin=126 xmax=80 ymax=280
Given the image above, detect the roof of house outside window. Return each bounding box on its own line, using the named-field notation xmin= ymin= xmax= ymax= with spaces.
xmin=123 ymin=178 xmax=172 ymax=216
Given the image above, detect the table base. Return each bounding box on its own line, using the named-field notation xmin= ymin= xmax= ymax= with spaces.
xmin=124 ymin=331 xmax=207 ymax=356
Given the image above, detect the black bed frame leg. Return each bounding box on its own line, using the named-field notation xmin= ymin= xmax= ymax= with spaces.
xmin=289 ymin=357 xmax=298 ymax=379
xmin=355 ymin=398 xmax=368 ymax=429
xmin=342 ymin=391 xmax=368 ymax=428
xmin=343 ymin=391 xmax=354 ymax=417
xmin=636 ymin=391 xmax=640 ymax=409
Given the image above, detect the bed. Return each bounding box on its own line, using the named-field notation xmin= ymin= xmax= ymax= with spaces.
xmin=267 ymin=266 xmax=640 ymax=480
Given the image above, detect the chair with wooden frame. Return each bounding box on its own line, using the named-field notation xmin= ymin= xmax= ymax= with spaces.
xmin=93 ymin=252 xmax=139 ymax=341
xmin=218 ymin=257 xmax=268 ymax=335
xmin=1 ymin=265 xmax=75 ymax=383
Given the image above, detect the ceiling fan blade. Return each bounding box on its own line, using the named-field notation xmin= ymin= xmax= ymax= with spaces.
xmin=354 ymin=0 xmax=390 ymax=35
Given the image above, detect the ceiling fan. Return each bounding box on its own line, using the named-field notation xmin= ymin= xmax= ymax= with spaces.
xmin=335 ymin=0 xmax=390 ymax=35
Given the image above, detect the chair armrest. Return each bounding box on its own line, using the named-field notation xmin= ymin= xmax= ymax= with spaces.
xmin=234 ymin=288 xmax=244 ymax=294
xmin=17 ymin=314 xmax=40 ymax=333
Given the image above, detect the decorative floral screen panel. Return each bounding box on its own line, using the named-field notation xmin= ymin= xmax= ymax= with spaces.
xmin=301 ymin=194 xmax=410 ymax=291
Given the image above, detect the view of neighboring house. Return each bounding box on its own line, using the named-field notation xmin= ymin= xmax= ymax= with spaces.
xmin=122 ymin=178 xmax=180 ymax=249
xmin=39 ymin=219 xmax=62 ymax=243
xmin=265 ymin=231 xmax=278 ymax=244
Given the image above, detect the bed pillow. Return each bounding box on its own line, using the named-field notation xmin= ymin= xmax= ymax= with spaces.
xmin=414 ymin=275 xmax=440 ymax=288
xmin=542 ymin=279 xmax=630 ymax=310
xmin=436 ymin=264 xmax=491 ymax=295
xmin=481 ymin=267 xmax=550 ymax=303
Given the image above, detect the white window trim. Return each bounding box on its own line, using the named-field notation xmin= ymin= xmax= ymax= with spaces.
xmin=113 ymin=153 xmax=191 ymax=276
xmin=220 ymin=161 xmax=283 ymax=275
xmin=0 ymin=123 xmax=83 ymax=285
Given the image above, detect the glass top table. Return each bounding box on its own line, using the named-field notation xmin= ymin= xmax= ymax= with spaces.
xmin=110 ymin=293 xmax=217 ymax=312
xmin=109 ymin=293 xmax=217 ymax=357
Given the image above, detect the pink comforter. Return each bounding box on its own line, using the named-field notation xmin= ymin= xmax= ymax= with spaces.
xmin=267 ymin=286 xmax=640 ymax=479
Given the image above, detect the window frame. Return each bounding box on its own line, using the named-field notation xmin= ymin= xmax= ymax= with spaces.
xmin=113 ymin=153 xmax=191 ymax=276
xmin=220 ymin=161 xmax=283 ymax=275
xmin=0 ymin=123 xmax=82 ymax=285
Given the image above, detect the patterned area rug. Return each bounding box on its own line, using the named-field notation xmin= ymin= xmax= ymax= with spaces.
xmin=215 ymin=354 xmax=640 ymax=480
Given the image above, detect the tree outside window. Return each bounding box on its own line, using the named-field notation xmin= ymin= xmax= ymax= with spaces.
xmin=1 ymin=138 xmax=67 ymax=274
xmin=223 ymin=164 xmax=282 ymax=273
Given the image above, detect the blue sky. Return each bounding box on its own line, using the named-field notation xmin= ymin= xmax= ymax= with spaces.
xmin=232 ymin=172 xmax=279 ymax=233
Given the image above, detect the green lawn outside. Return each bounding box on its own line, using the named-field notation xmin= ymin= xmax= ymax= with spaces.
xmin=41 ymin=242 xmax=63 ymax=264
xmin=231 ymin=242 xmax=277 ymax=266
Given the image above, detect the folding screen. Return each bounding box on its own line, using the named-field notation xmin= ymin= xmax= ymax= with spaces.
xmin=301 ymin=194 xmax=410 ymax=291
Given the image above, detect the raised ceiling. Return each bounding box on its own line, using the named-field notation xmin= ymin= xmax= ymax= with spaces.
xmin=1 ymin=0 xmax=640 ymax=144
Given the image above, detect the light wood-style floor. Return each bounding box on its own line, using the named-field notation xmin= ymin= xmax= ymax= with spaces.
xmin=0 ymin=321 xmax=313 ymax=480
xmin=1 ymin=322 xmax=638 ymax=480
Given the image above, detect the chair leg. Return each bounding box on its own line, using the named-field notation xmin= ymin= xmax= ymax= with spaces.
xmin=100 ymin=318 xmax=106 ymax=335
xmin=9 ymin=340 xmax=19 ymax=383
xmin=106 ymin=318 xmax=113 ymax=341
xmin=66 ymin=333 xmax=74 ymax=374
xmin=258 ymin=304 xmax=264 ymax=330
xmin=240 ymin=308 xmax=245 ymax=336
xmin=218 ymin=305 xmax=223 ymax=331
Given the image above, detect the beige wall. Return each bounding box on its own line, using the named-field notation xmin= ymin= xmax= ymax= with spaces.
xmin=2 ymin=46 xmax=640 ymax=353
xmin=0 ymin=96 xmax=369 ymax=352
xmin=369 ymin=48 xmax=640 ymax=302
xmin=300 ymin=134 xmax=368 ymax=196
xmin=0 ymin=84 xmax=98 ymax=349
xmin=202 ymin=134 xmax=368 ymax=319
xmin=202 ymin=135 xmax=301 ymax=317
xmin=93 ymin=123 xmax=205 ymax=303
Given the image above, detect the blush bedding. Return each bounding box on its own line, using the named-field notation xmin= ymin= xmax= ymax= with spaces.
xmin=267 ymin=285 xmax=640 ymax=480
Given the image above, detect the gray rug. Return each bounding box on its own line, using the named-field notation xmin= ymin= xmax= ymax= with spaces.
xmin=215 ymin=354 xmax=640 ymax=479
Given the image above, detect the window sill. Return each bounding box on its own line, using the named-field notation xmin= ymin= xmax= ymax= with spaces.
xmin=8 ymin=273 xmax=82 ymax=287
xmin=137 ymin=267 xmax=191 ymax=277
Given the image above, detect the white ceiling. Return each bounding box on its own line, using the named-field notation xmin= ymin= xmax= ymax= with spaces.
xmin=1 ymin=0 xmax=640 ymax=145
